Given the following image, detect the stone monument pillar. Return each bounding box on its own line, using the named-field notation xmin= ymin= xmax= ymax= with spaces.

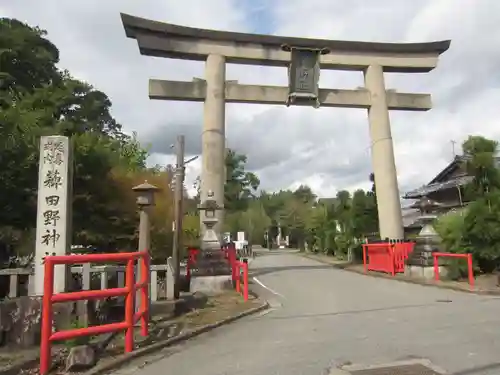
xmin=34 ymin=136 xmax=73 ymax=295
xmin=364 ymin=64 xmax=404 ymax=240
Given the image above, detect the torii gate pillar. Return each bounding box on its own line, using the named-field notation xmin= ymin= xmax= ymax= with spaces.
xmin=201 ymin=54 xmax=226 ymax=239
xmin=364 ymin=64 xmax=404 ymax=239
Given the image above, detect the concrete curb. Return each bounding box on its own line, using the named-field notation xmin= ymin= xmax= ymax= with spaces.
xmin=82 ymin=300 xmax=269 ymax=375
xmin=301 ymin=253 xmax=500 ymax=296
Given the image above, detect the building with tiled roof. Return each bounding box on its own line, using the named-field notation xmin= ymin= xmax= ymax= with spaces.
xmin=401 ymin=154 xmax=500 ymax=230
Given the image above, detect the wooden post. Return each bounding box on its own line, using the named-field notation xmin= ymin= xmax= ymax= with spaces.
xmin=172 ymin=135 xmax=185 ymax=299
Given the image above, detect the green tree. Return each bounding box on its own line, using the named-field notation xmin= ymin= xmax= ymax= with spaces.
xmin=369 ymin=172 xmax=376 ymax=195
xmin=461 ymin=192 xmax=500 ymax=272
xmin=462 ymin=136 xmax=500 ymax=200
xmin=293 ymin=185 xmax=316 ymax=204
xmin=193 ymin=149 xmax=260 ymax=211
xmin=0 ymin=18 xmax=60 ymax=103
xmin=239 ymin=201 xmax=272 ymax=245
xmin=351 ymin=190 xmax=368 ymax=238
xmin=0 ymin=18 xmax=151 ymax=261
xmin=305 ymin=203 xmax=337 ymax=254
xmin=435 ymin=135 xmax=500 ymax=275
xmin=434 ymin=211 xmax=466 ymax=254
xmin=281 ymin=198 xmax=310 ymax=250
xmin=224 ymin=149 xmax=260 ymax=212
xmin=351 ymin=189 xmax=378 ymax=238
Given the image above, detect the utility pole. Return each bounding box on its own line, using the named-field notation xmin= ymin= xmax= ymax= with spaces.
xmin=172 ymin=135 xmax=185 ymax=299
xmin=451 ymin=140 xmax=457 ymax=159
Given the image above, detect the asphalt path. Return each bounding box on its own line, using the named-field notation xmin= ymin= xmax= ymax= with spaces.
xmin=116 ymin=250 xmax=500 ymax=375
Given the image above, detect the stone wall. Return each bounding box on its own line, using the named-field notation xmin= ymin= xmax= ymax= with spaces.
xmin=0 ymin=296 xmax=76 ymax=348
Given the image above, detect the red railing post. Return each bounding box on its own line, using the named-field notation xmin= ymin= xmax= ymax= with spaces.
xmin=243 ymin=261 xmax=249 ymax=301
xmin=433 ymin=253 xmax=439 ymax=282
xmin=467 ymin=253 xmax=474 ymax=288
xmin=362 ymin=244 xmax=367 ymax=273
xmin=235 ymin=262 xmax=241 ymax=293
xmin=125 ymin=259 xmax=135 ymax=353
xmin=40 ymin=258 xmax=54 ymax=375
xmin=229 ymin=248 xmax=237 ymax=282
xmin=434 ymin=252 xmax=474 ymax=289
xmin=390 ymin=245 xmax=395 ymax=277
xmin=140 ymin=253 xmax=149 ymax=337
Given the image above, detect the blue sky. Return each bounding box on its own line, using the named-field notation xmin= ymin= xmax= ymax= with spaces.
xmin=239 ymin=0 xmax=275 ymax=35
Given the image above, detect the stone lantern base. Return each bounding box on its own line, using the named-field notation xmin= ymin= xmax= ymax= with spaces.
xmin=191 ymin=274 xmax=232 ymax=295
xmin=190 ymin=252 xmax=233 ymax=294
xmin=405 ymin=220 xmax=444 ymax=281
xmin=189 ymin=228 xmax=233 ymax=294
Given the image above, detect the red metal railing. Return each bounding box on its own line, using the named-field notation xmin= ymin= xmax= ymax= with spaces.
xmin=433 ymin=252 xmax=474 ymax=289
xmin=393 ymin=244 xmax=406 ymax=273
xmin=397 ymin=241 xmax=415 ymax=259
xmin=40 ymin=251 xmax=150 ymax=375
xmin=224 ymin=243 xmax=249 ymax=300
xmin=363 ymin=241 xmax=415 ymax=276
xmin=363 ymin=243 xmax=395 ymax=275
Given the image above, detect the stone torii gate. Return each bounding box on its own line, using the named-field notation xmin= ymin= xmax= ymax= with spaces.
xmin=121 ymin=13 xmax=450 ymax=289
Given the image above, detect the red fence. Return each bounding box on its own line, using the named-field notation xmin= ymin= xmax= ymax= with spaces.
xmin=186 ymin=244 xmax=248 ymax=301
xmin=363 ymin=243 xmax=475 ymax=287
xmin=363 ymin=241 xmax=415 ymax=276
xmin=363 ymin=242 xmax=394 ymax=275
xmin=433 ymin=252 xmax=474 ymax=288
xmin=40 ymin=251 xmax=150 ymax=375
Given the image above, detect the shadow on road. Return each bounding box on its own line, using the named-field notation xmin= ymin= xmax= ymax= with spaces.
xmin=250 ymin=264 xmax=334 ymax=277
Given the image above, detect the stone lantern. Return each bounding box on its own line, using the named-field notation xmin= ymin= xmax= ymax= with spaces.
xmin=197 ymin=190 xmax=223 ymax=252
xmin=406 ymin=196 xmax=445 ymax=279
xmin=132 ymin=180 xmax=160 ymax=208
xmin=191 ymin=190 xmax=232 ymax=292
xmin=132 ymin=180 xmax=160 ymax=313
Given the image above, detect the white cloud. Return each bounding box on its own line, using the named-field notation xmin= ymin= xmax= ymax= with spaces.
xmin=3 ymin=0 xmax=500 ymax=198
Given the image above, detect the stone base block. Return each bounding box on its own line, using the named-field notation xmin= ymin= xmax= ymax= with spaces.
xmin=405 ymin=265 xmax=448 ymax=280
xmin=190 ymin=275 xmax=233 ymax=295
xmin=191 ymin=249 xmax=231 ymax=277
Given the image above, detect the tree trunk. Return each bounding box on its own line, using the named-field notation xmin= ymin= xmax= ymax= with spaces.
xmin=347 ymin=247 xmax=353 ymax=262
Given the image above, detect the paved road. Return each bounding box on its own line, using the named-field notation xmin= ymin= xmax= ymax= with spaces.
xmin=118 ymin=251 xmax=500 ymax=375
